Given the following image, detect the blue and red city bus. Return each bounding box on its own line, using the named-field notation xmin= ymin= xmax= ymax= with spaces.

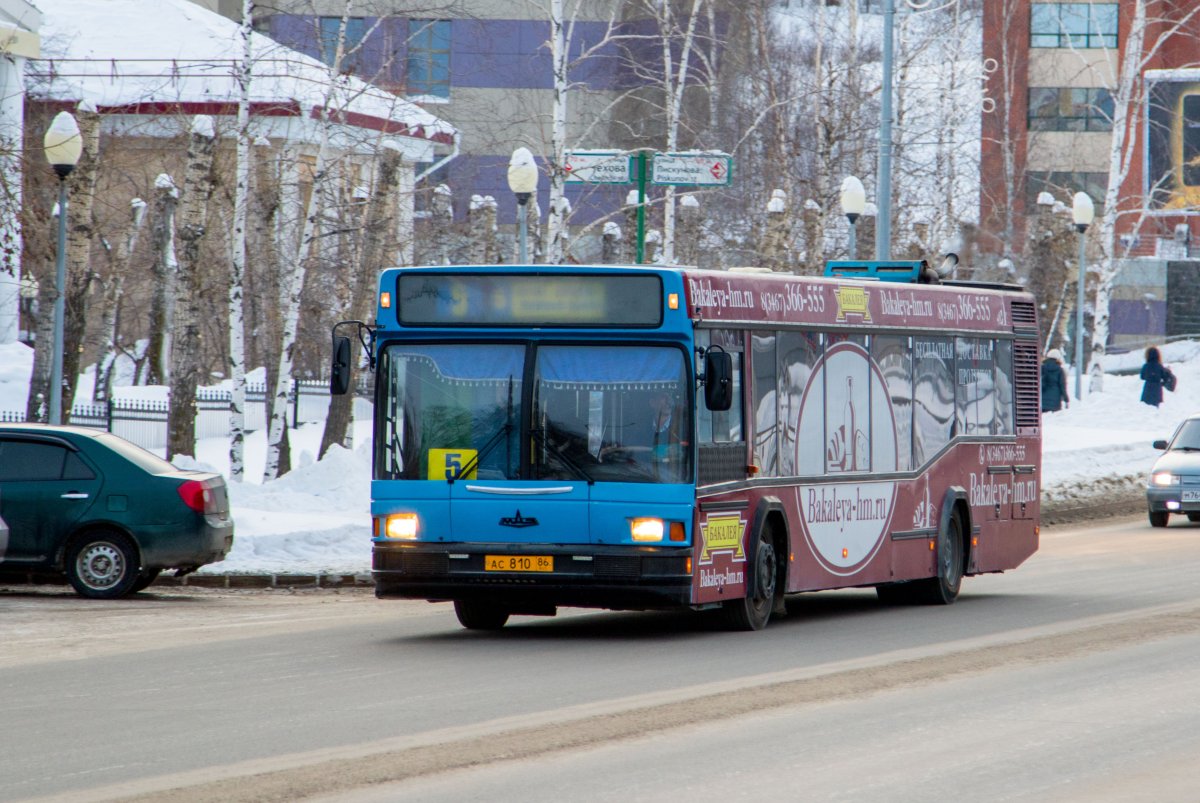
xmin=331 ymin=261 xmax=1041 ymax=630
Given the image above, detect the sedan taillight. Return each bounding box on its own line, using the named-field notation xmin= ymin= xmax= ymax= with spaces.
xmin=177 ymin=480 xmax=209 ymax=513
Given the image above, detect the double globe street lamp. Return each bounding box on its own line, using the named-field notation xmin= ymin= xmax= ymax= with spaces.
xmin=43 ymin=111 xmax=82 ymax=426
xmin=507 ymin=147 xmax=538 ymax=264
xmin=840 ymin=175 xmax=867 ymax=260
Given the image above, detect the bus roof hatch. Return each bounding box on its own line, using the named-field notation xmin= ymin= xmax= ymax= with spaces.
xmin=824 ymin=260 xmax=929 ymax=283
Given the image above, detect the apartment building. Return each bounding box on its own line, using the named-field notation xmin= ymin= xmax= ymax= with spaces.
xmin=253 ymin=1 xmax=658 ymax=251
xmin=981 ymin=0 xmax=1200 ymax=346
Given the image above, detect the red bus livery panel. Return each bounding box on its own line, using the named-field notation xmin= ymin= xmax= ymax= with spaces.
xmin=685 ymin=266 xmax=1039 ymax=614
xmin=686 ymin=273 xmax=1011 ymax=331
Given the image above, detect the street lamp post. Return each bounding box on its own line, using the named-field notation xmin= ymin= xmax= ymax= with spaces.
xmin=1071 ymin=191 xmax=1095 ymax=402
xmin=43 ymin=111 xmax=82 ymax=426
xmin=507 ymin=147 xmax=538 ymax=264
xmin=840 ymin=176 xmax=866 ymax=259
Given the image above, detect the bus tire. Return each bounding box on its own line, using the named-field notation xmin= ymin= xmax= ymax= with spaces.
xmin=454 ymin=599 xmax=510 ymax=630
xmin=912 ymin=507 xmax=965 ymax=605
xmin=1188 ymin=513 xmax=1200 ymax=523
xmin=723 ymin=524 xmax=778 ymax=631
xmin=1149 ymin=511 xmax=1169 ymax=528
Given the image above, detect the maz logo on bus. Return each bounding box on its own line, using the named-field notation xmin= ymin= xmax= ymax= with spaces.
xmin=499 ymin=510 xmax=539 ymax=528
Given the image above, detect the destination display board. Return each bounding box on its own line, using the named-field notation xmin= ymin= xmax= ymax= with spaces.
xmin=397 ymin=273 xmax=664 ymax=327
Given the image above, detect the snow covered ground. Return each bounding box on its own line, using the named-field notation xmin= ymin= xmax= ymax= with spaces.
xmin=2 ymin=340 xmax=1195 ymax=576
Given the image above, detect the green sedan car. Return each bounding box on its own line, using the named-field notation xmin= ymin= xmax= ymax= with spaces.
xmin=0 ymin=424 xmax=234 ymax=598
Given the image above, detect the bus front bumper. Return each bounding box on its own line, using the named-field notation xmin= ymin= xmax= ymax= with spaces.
xmin=372 ymin=542 xmax=695 ymax=610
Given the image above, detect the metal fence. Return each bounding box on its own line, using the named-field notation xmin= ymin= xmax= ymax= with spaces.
xmin=1 ymin=378 xmax=373 ymax=452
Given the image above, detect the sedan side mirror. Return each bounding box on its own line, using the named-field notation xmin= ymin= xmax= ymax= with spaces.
xmin=703 ymin=350 xmax=733 ymax=412
xmin=330 ymin=335 xmax=352 ymax=396
xmin=1153 ymin=439 xmax=1169 ymax=450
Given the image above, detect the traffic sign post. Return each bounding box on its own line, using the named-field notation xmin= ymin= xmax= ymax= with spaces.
xmin=563 ymin=151 xmax=634 ymax=184
xmin=651 ymin=152 xmax=733 ymax=187
xmin=560 ymin=149 xmax=733 ymax=264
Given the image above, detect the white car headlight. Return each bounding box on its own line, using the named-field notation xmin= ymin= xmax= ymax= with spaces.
xmin=1151 ymin=472 xmax=1180 ymax=486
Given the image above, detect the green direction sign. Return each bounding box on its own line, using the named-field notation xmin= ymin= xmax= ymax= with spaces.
xmin=563 ymin=151 xmax=635 ymax=184
xmin=650 ymin=152 xmax=733 ymax=186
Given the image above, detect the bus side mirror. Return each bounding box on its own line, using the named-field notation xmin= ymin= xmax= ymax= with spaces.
xmin=703 ymin=350 xmax=733 ymax=412
xmin=1153 ymin=439 xmax=1168 ymax=450
xmin=331 ymin=335 xmax=352 ymax=396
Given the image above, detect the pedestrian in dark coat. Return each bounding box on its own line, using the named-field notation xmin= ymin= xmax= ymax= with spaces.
xmin=1140 ymin=346 xmax=1166 ymax=407
xmin=1040 ymin=349 xmax=1069 ymax=412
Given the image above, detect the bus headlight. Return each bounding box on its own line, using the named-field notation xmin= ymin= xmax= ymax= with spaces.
xmin=630 ymin=517 xmax=665 ymax=542
xmin=384 ymin=513 xmax=420 ymax=539
xmin=1151 ymin=472 xmax=1180 ymax=487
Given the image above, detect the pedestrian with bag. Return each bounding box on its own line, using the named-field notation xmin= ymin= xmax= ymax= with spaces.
xmin=1041 ymin=349 xmax=1069 ymax=413
xmin=1140 ymin=345 xmax=1174 ymax=407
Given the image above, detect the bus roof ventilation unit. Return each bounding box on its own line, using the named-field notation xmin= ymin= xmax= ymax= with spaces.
xmin=824 ymin=260 xmax=927 ymax=283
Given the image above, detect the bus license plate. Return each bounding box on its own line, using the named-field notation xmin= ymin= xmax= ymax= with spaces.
xmin=485 ymin=555 xmax=554 ymax=572
xmin=1183 ymin=490 xmax=1200 ymax=502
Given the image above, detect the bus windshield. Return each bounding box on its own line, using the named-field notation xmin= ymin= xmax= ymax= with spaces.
xmin=377 ymin=343 xmax=692 ymax=484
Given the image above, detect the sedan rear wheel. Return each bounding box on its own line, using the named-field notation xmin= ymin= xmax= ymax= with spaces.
xmin=66 ymin=531 xmax=139 ymax=599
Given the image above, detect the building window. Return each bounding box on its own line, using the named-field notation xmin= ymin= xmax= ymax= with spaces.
xmin=407 ymin=19 xmax=451 ymax=100
xmin=1025 ymin=171 xmax=1108 ymax=208
xmin=1028 ymin=87 xmax=1113 ymax=131
xmin=319 ymin=16 xmax=366 ymax=69
xmin=1030 ymin=3 xmax=1118 ymax=49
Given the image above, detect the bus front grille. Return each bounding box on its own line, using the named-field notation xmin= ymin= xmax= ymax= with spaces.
xmin=594 ymin=555 xmax=641 ymax=578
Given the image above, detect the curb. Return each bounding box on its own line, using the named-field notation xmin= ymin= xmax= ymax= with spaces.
xmin=155 ymin=573 xmax=375 ymax=590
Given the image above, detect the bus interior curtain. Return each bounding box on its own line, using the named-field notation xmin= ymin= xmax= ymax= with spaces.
xmin=538 ymin=346 xmax=680 ymax=385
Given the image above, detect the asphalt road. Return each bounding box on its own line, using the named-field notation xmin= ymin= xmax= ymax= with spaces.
xmin=3 ymin=514 xmax=1200 ymax=802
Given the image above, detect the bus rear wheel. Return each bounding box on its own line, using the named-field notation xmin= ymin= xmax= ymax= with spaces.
xmin=913 ymin=508 xmax=965 ymax=605
xmin=454 ymin=599 xmax=510 ymax=630
xmin=723 ymin=525 xmax=778 ymax=631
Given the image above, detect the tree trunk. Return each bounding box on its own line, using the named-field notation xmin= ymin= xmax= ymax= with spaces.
xmin=60 ymin=104 xmax=103 ymax=415
xmin=167 ymin=116 xmax=217 ymax=460
xmin=148 ymin=175 xmax=179 ymax=385
xmin=228 ymin=0 xmax=255 ymax=481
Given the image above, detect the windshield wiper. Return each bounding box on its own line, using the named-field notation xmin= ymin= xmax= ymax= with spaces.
xmin=530 ymin=428 xmax=594 ymax=485
xmin=451 ymin=421 xmax=512 ymax=482
xmin=450 ymin=377 xmax=515 ymax=482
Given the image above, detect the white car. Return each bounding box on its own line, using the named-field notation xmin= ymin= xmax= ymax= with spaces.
xmin=1147 ymin=413 xmax=1200 ymax=527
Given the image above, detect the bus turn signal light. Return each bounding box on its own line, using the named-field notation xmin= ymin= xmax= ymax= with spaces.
xmin=380 ymin=291 xmax=392 ymax=308
xmin=670 ymin=521 xmax=685 ymax=541
xmin=668 ymin=293 xmax=679 ymax=310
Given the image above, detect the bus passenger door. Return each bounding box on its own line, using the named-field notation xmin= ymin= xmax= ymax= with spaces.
xmin=449 ymin=481 xmax=592 ymax=544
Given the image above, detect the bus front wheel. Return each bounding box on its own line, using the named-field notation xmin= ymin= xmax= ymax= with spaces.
xmin=454 ymin=599 xmax=510 ymax=630
xmin=723 ymin=525 xmax=778 ymax=631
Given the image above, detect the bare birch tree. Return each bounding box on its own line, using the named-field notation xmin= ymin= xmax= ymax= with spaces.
xmin=94 ymin=197 xmax=147 ymax=402
xmin=1087 ymin=0 xmax=1200 ymax=392
xmin=228 ymin=0 xmax=255 ymax=481
xmin=319 ymin=140 xmax=403 ymax=457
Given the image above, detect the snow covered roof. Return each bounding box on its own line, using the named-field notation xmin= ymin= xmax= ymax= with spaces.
xmin=26 ymin=0 xmax=456 ymax=148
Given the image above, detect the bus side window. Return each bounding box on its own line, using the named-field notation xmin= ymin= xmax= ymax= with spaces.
xmin=697 ymin=331 xmax=744 ymax=445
